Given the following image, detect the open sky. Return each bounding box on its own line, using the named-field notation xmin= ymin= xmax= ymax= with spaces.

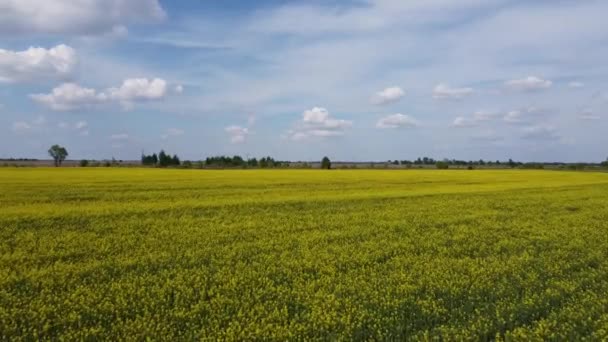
xmin=1 ymin=0 xmax=607 ymax=162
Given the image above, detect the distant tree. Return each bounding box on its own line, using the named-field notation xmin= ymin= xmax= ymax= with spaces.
xmin=48 ymin=144 xmax=68 ymax=167
xmin=79 ymin=159 xmax=89 ymax=167
xmin=158 ymin=150 xmax=170 ymax=167
xmin=171 ymin=154 xmax=181 ymax=166
xmin=435 ymin=161 xmax=449 ymax=169
xmin=321 ymin=156 xmax=331 ymax=169
xmin=508 ymin=159 xmax=516 ymax=168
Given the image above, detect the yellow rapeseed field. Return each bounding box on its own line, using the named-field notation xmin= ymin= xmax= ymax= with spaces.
xmin=1 ymin=168 xmax=608 ymax=340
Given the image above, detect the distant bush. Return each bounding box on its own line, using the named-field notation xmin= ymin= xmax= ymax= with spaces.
xmin=567 ymin=164 xmax=586 ymax=171
xmin=521 ymin=163 xmax=544 ymax=169
xmin=79 ymin=160 xmax=89 ymax=167
xmin=436 ymin=161 xmax=449 ymax=169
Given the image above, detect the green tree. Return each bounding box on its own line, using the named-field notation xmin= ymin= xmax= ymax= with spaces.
xmin=158 ymin=150 xmax=170 ymax=167
xmin=48 ymin=145 xmax=68 ymax=167
xmin=435 ymin=161 xmax=449 ymax=169
xmin=79 ymin=159 xmax=89 ymax=167
xmin=321 ymin=156 xmax=331 ymax=169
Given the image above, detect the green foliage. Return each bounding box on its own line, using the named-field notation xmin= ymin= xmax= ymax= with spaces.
xmin=48 ymin=144 xmax=68 ymax=167
xmin=435 ymin=161 xmax=449 ymax=169
xmin=205 ymin=156 xmax=282 ymax=168
xmin=79 ymin=159 xmax=89 ymax=167
xmin=1 ymin=169 xmax=608 ymax=340
xmin=321 ymin=156 xmax=331 ymax=169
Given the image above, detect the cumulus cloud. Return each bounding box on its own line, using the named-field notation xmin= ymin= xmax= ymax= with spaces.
xmin=225 ymin=125 xmax=250 ymax=143
xmin=503 ymin=107 xmax=549 ymax=124
xmin=30 ymin=83 xmax=106 ymax=111
xmin=31 ymin=78 xmax=170 ymax=111
xmin=376 ymin=113 xmax=419 ymax=129
xmin=161 ymin=128 xmax=184 ymax=140
xmin=0 ymin=45 xmax=76 ymax=83
xmin=452 ymin=110 xmax=498 ymax=128
xmin=284 ymin=107 xmax=352 ymax=140
xmin=371 ymin=86 xmax=405 ymax=105
xmin=505 ymin=76 xmax=552 ymax=91
xmin=107 ymin=78 xmax=167 ymax=102
xmin=432 ymin=83 xmax=473 ymax=100
xmin=522 ymin=125 xmax=560 ymax=140
xmin=0 ymin=0 xmax=166 ymax=36
xmin=452 ymin=116 xmax=476 ymax=128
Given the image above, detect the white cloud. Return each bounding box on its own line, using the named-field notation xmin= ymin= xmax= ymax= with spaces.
xmin=73 ymin=121 xmax=89 ymax=136
xmin=503 ymin=106 xmax=548 ymax=124
xmin=31 ymin=78 xmax=169 ymax=111
xmin=75 ymin=121 xmax=88 ymax=130
xmin=107 ymin=78 xmax=167 ymax=101
xmin=579 ymin=110 xmax=600 ymax=121
xmin=11 ymin=115 xmax=47 ymax=133
xmin=503 ymin=110 xmax=523 ymax=123
xmin=0 ymin=0 xmax=166 ymax=36
xmin=452 ymin=116 xmax=476 ymax=128
xmin=568 ymin=81 xmax=584 ymax=88
xmin=174 ymin=84 xmax=184 ymax=93
xmin=453 ymin=110 xmax=499 ymax=127
xmin=285 ymin=107 xmax=352 ymax=140
xmin=376 ymin=113 xmax=419 ymax=129
xmin=371 ymin=86 xmax=405 ymax=105
xmin=522 ymin=125 xmax=560 ymax=140
xmin=11 ymin=121 xmax=32 ymax=133
xmin=505 ymin=76 xmax=552 ymax=91
xmin=0 ymin=45 xmax=76 ymax=83
xmin=432 ymin=83 xmax=473 ymax=100
xmin=161 ymin=128 xmax=185 ymax=140
xmin=30 ymin=83 xmax=106 ymax=111
xmin=225 ymin=125 xmax=250 ymax=144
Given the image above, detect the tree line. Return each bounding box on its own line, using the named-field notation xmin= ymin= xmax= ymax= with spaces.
xmin=33 ymin=144 xmax=608 ymax=170
xmin=141 ymin=151 xmax=181 ymax=167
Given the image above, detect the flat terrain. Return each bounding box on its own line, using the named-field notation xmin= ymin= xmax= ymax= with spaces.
xmin=1 ymin=168 xmax=608 ymax=340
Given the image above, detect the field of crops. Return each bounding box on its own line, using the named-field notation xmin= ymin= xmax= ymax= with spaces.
xmin=1 ymin=168 xmax=608 ymax=340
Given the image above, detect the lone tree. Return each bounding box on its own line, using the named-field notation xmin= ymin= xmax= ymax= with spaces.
xmin=321 ymin=156 xmax=331 ymax=169
xmin=48 ymin=145 xmax=68 ymax=167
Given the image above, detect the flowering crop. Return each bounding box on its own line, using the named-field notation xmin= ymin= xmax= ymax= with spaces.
xmin=1 ymin=168 xmax=607 ymax=340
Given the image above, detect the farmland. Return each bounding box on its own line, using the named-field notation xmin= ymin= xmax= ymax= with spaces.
xmin=1 ymin=168 xmax=608 ymax=340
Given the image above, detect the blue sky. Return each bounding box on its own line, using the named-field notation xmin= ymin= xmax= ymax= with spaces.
xmin=1 ymin=0 xmax=607 ymax=162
